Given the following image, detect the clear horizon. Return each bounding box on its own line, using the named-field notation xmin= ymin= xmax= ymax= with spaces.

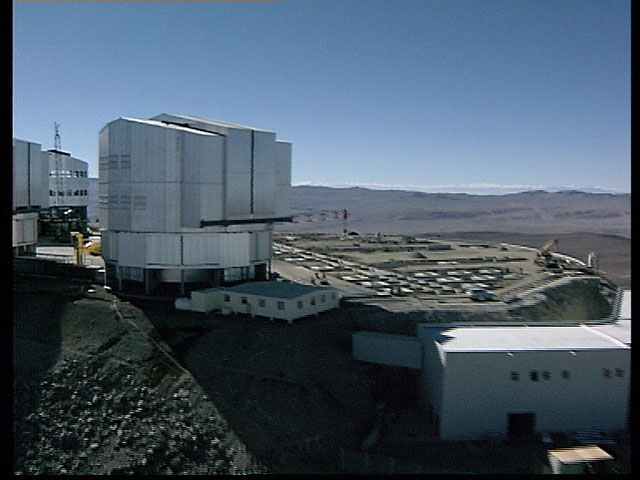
xmin=14 ymin=1 xmax=630 ymax=194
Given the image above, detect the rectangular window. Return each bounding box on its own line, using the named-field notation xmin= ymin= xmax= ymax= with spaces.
xmin=542 ymin=371 xmax=551 ymax=380
xmin=529 ymin=371 xmax=539 ymax=382
xmin=258 ymin=299 xmax=266 ymax=307
xmin=74 ymin=190 xmax=79 ymax=196
xmin=224 ymin=294 xmax=230 ymax=302
xmin=320 ymin=295 xmax=326 ymax=303
xmin=297 ymin=301 xmax=303 ymax=309
xmin=50 ymin=190 xmax=55 ymax=196
xmin=602 ymin=368 xmax=612 ymax=378
xmin=561 ymin=370 xmax=570 ymax=380
xmin=241 ymin=296 xmax=248 ymax=305
xmin=615 ymin=368 xmax=624 ymax=377
xmin=108 ymin=155 xmax=119 ymax=169
xmin=120 ymin=155 xmax=131 ymax=168
xmin=277 ymin=301 xmax=285 ymax=311
xmin=310 ymin=297 xmax=316 ymax=306
xmin=510 ymin=371 xmax=519 ymax=381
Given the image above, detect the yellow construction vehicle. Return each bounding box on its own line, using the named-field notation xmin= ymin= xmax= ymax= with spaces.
xmin=535 ymin=239 xmax=560 ymax=268
xmin=74 ymin=233 xmax=102 ymax=265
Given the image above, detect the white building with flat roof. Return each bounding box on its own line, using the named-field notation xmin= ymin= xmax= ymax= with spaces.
xmin=99 ymin=114 xmax=292 ymax=294
xmin=352 ymin=291 xmax=631 ymax=441
xmin=418 ymin=322 xmax=630 ymax=440
xmin=47 ymin=150 xmax=89 ymax=210
xmin=177 ymin=281 xmax=339 ymax=323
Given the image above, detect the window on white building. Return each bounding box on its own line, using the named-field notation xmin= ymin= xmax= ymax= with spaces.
xmin=561 ymin=370 xmax=570 ymax=380
xmin=529 ymin=371 xmax=539 ymax=382
xmin=241 ymin=296 xmax=248 ymax=305
xmin=510 ymin=371 xmax=519 ymax=381
xmin=297 ymin=301 xmax=303 ymax=309
xmin=615 ymin=368 xmax=624 ymax=377
xmin=310 ymin=297 xmax=316 ymax=306
xmin=542 ymin=371 xmax=551 ymax=380
xmin=224 ymin=294 xmax=230 ymax=302
xmin=258 ymin=299 xmax=266 ymax=307
xmin=603 ymin=368 xmax=612 ymax=378
xmin=277 ymin=302 xmax=285 ymax=311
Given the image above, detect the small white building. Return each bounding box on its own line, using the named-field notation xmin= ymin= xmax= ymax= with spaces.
xmin=418 ymin=323 xmax=630 ymax=440
xmin=179 ymin=281 xmax=340 ymax=323
xmin=548 ymin=445 xmax=613 ymax=474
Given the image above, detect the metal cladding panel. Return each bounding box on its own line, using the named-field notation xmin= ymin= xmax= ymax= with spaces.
xmin=199 ymin=184 xmax=224 ymax=223
xmin=107 ymin=183 xmax=132 ymax=231
xmin=13 ymin=140 xmax=49 ymax=209
xmin=99 ymin=127 xmax=110 ymax=184
xmin=130 ymin=121 xmax=172 ymax=183
xmin=117 ymin=233 xmax=147 ymax=268
xmin=99 ymin=182 xmax=109 ymax=229
xmin=12 ymin=140 xmax=29 ymax=209
xmin=258 ymin=230 xmax=272 ymax=259
xmin=182 ymin=132 xmax=224 ymax=184
xmin=146 ymin=234 xmax=181 ymax=265
xmin=275 ymin=141 xmax=292 ymax=186
xmin=130 ymin=182 xmax=164 ymax=232
xmin=182 ymin=233 xmax=250 ymax=267
xmin=225 ymin=173 xmax=251 ymax=216
xmin=275 ymin=183 xmax=291 ymax=217
xmin=225 ymin=128 xmax=251 ymax=174
xmin=249 ymin=230 xmax=272 ymax=262
xmin=180 ymin=182 xmax=201 ymax=228
xmin=252 ymin=174 xmax=276 ymax=215
xmin=33 ymin=151 xmax=50 ymax=208
xmin=253 ymin=131 xmax=277 ymax=175
xmin=101 ymin=230 xmax=116 ymax=262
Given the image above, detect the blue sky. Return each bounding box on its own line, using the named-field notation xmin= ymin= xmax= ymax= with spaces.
xmin=13 ymin=0 xmax=630 ymax=194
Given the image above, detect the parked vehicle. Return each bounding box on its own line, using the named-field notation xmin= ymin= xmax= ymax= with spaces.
xmin=467 ymin=288 xmax=497 ymax=301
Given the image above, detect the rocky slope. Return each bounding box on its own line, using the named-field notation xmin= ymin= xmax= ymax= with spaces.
xmin=13 ymin=280 xmax=265 ymax=475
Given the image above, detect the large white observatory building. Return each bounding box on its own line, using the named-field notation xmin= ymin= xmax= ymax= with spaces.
xmin=99 ymin=114 xmax=292 ymax=295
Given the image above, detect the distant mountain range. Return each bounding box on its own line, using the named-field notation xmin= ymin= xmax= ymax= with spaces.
xmin=87 ymin=180 xmax=630 ymax=237
xmin=285 ymin=186 xmax=630 ymax=237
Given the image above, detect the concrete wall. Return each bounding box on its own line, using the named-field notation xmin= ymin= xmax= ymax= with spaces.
xmin=433 ymin=348 xmax=630 ymax=440
xmin=352 ymin=332 xmax=422 ymax=368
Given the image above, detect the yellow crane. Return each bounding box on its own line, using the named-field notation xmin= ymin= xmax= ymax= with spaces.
xmin=74 ymin=233 xmax=102 ymax=265
xmin=536 ymin=239 xmax=559 ymax=268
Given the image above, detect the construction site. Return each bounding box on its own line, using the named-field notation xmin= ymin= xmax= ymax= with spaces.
xmin=12 ymin=116 xmax=631 ymax=474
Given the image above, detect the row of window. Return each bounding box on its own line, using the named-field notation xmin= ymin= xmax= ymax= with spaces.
xmin=225 ymin=293 xmax=337 ymax=310
xmin=50 ymin=190 xmax=88 ymax=196
xmin=50 ymin=170 xmax=87 ymax=177
xmin=511 ymin=368 xmax=625 ymax=382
